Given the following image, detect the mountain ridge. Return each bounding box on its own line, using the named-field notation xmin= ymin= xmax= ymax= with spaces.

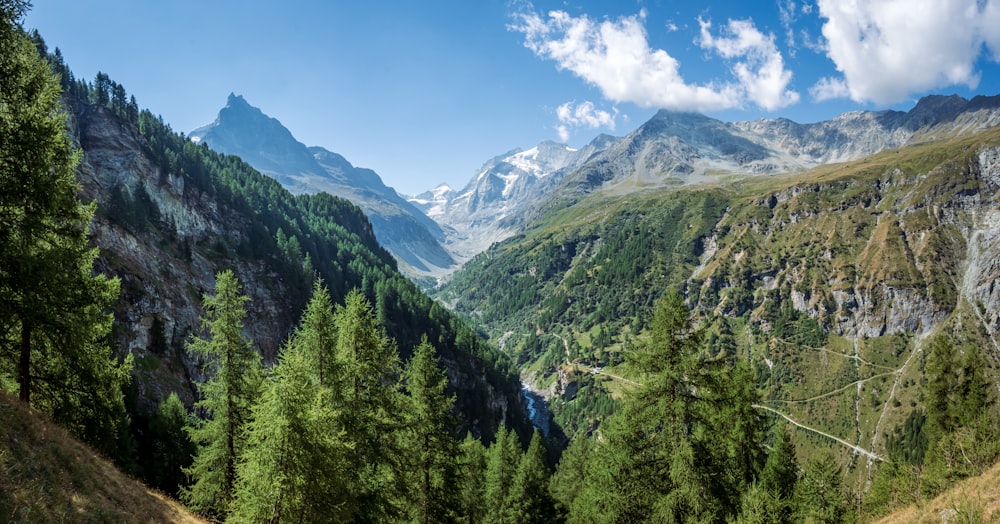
xmin=190 ymin=94 xmax=456 ymax=279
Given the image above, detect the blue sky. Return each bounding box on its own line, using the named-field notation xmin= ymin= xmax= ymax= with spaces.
xmin=25 ymin=0 xmax=1000 ymax=196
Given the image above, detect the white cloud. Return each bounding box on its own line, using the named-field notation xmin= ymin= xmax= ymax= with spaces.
xmin=555 ymin=100 xmax=617 ymax=141
xmin=509 ymin=9 xmax=742 ymax=112
xmin=698 ymin=18 xmax=801 ymax=111
xmin=809 ymin=76 xmax=850 ymax=101
xmin=510 ymin=9 xmax=799 ymax=113
xmin=777 ymin=0 xmax=799 ymax=51
xmin=814 ymin=0 xmax=1000 ymax=104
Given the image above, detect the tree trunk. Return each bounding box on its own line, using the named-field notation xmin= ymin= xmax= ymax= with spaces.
xmin=19 ymin=320 xmax=31 ymax=405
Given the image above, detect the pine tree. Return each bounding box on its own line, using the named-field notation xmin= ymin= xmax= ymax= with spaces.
xmin=334 ymin=289 xmax=405 ymax=523
xmin=403 ymin=336 xmax=460 ymax=524
xmin=733 ymin=483 xmax=783 ymax=524
xmin=483 ymin=425 xmax=522 ymax=524
xmin=229 ymin=340 xmax=350 ymax=523
xmin=549 ymin=435 xmax=593 ymax=518
xmin=759 ymin=423 xmax=799 ymax=521
xmin=506 ymin=430 xmax=555 ymax=524
xmin=792 ymin=452 xmax=847 ymax=524
xmin=0 ymin=0 xmax=131 ymax=456
xmin=147 ymin=392 xmax=195 ymax=497
xmin=296 ymin=279 xmax=339 ymax=388
xmin=569 ymin=291 xmax=765 ymax=523
xmin=181 ymin=270 xmax=262 ymax=518
xmin=457 ymin=433 xmax=488 ymax=523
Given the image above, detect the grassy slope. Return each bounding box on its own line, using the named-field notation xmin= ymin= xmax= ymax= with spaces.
xmin=0 ymin=392 xmax=204 ymax=523
xmin=874 ymin=461 xmax=1000 ymax=523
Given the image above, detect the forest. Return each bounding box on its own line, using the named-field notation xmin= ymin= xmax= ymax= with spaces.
xmin=2 ymin=1 xmax=1000 ymax=522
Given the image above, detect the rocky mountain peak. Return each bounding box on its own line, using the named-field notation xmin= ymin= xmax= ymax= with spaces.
xmin=190 ymin=95 xmax=456 ymax=278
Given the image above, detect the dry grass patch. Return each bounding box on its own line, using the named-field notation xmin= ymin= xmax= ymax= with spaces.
xmin=0 ymin=392 xmax=205 ymax=523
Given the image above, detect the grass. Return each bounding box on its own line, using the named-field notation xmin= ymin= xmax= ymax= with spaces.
xmin=0 ymin=392 xmax=205 ymax=523
xmin=873 ymin=460 xmax=1000 ymax=523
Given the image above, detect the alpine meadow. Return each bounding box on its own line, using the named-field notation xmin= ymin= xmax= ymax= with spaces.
xmin=5 ymin=0 xmax=1000 ymax=522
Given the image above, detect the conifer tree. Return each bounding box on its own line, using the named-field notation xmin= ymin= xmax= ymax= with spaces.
xmin=733 ymin=483 xmax=783 ymax=524
xmin=457 ymin=433 xmax=488 ymax=523
xmin=792 ymin=452 xmax=847 ymax=524
xmin=759 ymin=423 xmax=799 ymax=521
xmin=147 ymin=392 xmax=195 ymax=497
xmin=483 ymin=425 xmax=522 ymax=524
xmin=230 ymin=340 xmax=350 ymax=523
xmin=0 ymin=0 xmax=131 ymax=456
xmin=296 ymin=279 xmax=339 ymax=388
xmin=182 ymin=270 xmax=262 ymax=518
xmin=549 ymin=435 xmax=593 ymax=519
xmin=402 ymin=336 xmax=460 ymax=524
xmin=569 ymin=291 xmax=765 ymax=523
xmin=334 ymin=289 xmax=406 ymax=523
xmin=506 ymin=430 xmax=555 ymax=524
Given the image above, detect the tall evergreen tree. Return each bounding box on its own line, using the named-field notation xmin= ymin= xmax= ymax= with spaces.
xmin=230 ymin=340 xmax=350 ymax=523
xmin=759 ymin=423 xmax=799 ymax=521
xmin=334 ymin=289 xmax=406 ymax=523
xmin=506 ymin=430 xmax=555 ymax=524
xmin=761 ymin=425 xmax=799 ymax=497
xmin=147 ymin=392 xmax=195 ymax=497
xmin=181 ymin=270 xmax=262 ymax=518
xmin=792 ymin=452 xmax=847 ymax=524
xmin=457 ymin=433 xmax=488 ymax=523
xmin=549 ymin=435 xmax=593 ymax=519
xmin=296 ymin=279 xmax=339 ymax=388
xmin=403 ymin=336 xmax=460 ymax=524
xmin=0 ymin=0 xmax=131 ymax=456
xmin=569 ymin=291 xmax=766 ymax=523
xmin=483 ymin=425 xmax=522 ymax=524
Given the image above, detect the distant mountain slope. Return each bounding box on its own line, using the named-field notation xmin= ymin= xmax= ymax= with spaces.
xmin=544 ymin=94 xmax=1000 ymax=213
xmin=190 ymin=94 xmax=455 ymax=278
xmin=436 ymin=124 xmax=1000 ymax=453
xmin=0 ymin=392 xmax=205 ymax=522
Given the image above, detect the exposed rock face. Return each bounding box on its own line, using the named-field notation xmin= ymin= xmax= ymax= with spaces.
xmin=688 ymin=142 xmax=1000 ymax=346
xmin=190 ymin=94 xmax=455 ymax=279
xmin=71 ymin=102 xmax=298 ymax=403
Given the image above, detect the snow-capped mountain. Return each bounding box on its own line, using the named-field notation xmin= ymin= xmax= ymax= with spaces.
xmin=190 ymin=94 xmax=456 ymax=278
xmin=408 ymin=183 xmax=456 ymax=218
xmin=409 ymin=137 xmax=614 ymax=260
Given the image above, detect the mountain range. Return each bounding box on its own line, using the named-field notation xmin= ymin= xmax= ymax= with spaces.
xmin=186 ymin=93 xmax=1000 ymax=289
xmin=413 ymin=94 xmax=1000 ymax=265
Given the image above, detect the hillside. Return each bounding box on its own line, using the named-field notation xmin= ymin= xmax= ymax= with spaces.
xmin=0 ymin=392 xmax=204 ymax=523
xmin=436 ymin=124 xmax=1000 ymax=467
xmin=874 ymin=461 xmax=1000 ymax=523
xmin=420 ymin=95 xmax=1000 ymax=266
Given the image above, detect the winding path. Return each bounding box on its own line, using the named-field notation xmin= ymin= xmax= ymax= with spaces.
xmin=753 ymin=404 xmax=886 ymax=462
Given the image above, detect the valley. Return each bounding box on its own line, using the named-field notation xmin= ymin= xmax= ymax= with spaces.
xmin=4 ymin=1 xmax=1000 ymax=520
